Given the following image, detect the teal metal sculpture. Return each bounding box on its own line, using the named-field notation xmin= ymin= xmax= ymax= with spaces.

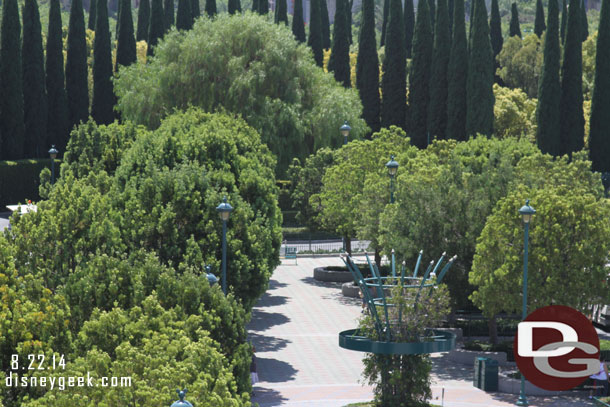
xmin=339 ymin=250 xmax=457 ymax=355
xmin=170 ymin=389 xmax=193 ymax=407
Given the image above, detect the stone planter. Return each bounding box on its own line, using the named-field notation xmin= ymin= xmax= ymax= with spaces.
xmin=498 ymin=370 xmax=588 ymax=397
xmin=342 ymin=282 xmax=361 ymax=298
xmin=313 ymin=267 xmax=355 ymax=283
xmin=448 ymin=347 xmax=514 ymax=367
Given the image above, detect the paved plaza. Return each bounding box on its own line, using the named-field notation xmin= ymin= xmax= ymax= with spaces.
xmin=247 ymin=256 xmax=599 ymax=407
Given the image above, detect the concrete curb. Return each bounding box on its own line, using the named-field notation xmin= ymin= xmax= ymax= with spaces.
xmin=313 ymin=267 xmax=355 ymax=283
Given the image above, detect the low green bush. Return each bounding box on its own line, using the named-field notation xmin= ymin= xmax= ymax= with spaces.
xmin=455 ymin=318 xmax=519 ymax=337
xmin=0 ymin=159 xmax=58 ymax=208
xmin=463 ymin=339 xmax=515 ymax=361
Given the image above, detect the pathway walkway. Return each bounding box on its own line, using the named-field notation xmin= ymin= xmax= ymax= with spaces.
xmin=247 ymin=257 xmax=598 ymax=407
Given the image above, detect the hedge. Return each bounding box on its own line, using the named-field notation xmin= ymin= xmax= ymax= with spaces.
xmin=0 ymin=159 xmax=58 ymax=208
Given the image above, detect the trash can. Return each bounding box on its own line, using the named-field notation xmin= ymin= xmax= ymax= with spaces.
xmin=480 ymin=358 xmax=498 ymax=392
xmin=473 ymin=357 xmax=486 ymax=389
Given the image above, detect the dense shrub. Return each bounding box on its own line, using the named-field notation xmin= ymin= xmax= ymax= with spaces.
xmin=0 ymin=159 xmax=57 ymax=207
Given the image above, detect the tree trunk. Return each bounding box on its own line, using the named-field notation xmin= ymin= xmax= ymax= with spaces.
xmin=488 ymin=314 xmax=498 ymax=345
xmin=375 ymin=248 xmax=381 ymax=268
xmin=345 ymin=235 xmax=352 ymax=255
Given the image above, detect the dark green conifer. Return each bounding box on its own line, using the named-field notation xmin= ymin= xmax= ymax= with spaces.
xmin=330 ymin=0 xmax=350 ymax=86
xmin=356 ymin=0 xmax=380 ymax=133
xmin=46 ymin=0 xmax=70 ymax=152
xmin=509 ymin=2 xmax=521 ymax=37
xmin=427 ymin=0 xmax=450 ymax=140
xmin=580 ymin=0 xmax=588 ymax=40
xmin=429 ymin=0 xmax=435 ymax=29
xmin=466 ymin=0 xmax=494 ymax=136
xmin=66 ymin=0 xmax=89 ymax=131
xmin=116 ymin=0 xmax=136 ymax=71
xmin=559 ymin=0 xmax=584 ymax=156
xmin=258 ymin=0 xmax=268 ymax=13
xmin=23 ymin=0 xmax=47 ymax=157
xmin=88 ymin=0 xmax=96 ymax=29
xmin=561 ymin=0 xmax=567 ymax=41
xmin=191 ymin=0 xmax=200 ymax=20
xmin=205 ymin=0 xmax=216 ymax=15
xmin=448 ymin=0 xmax=453 ymax=33
xmin=91 ymin=0 xmax=114 ymax=124
xmin=407 ymin=0 xmax=431 ymax=145
xmin=275 ymin=0 xmax=287 ymax=23
xmin=534 ymin=0 xmax=546 ymax=36
xmin=536 ymin=0 xmax=561 ymax=155
xmin=148 ymin=0 xmax=164 ymax=55
xmin=380 ymin=0 xmax=389 ymax=46
xmin=252 ymin=0 xmax=258 ymax=12
xmin=292 ymin=0 xmax=306 ymax=42
xmin=0 ymin=0 xmax=25 ymax=159
xmin=320 ymin=0 xmax=330 ymax=49
xmin=381 ymin=0 xmax=405 ymax=129
xmin=136 ymin=0 xmax=150 ymax=40
xmin=490 ymin=0 xmax=502 ymax=57
xmin=308 ymin=0 xmax=324 ymax=66
xmin=176 ymin=0 xmax=191 ymax=29
xmin=347 ymin=0 xmax=353 ymax=44
xmin=404 ymin=0 xmax=414 ymax=57
xmin=164 ymin=0 xmax=174 ymax=29
xmin=589 ymin=0 xmax=610 ymax=173
xmin=446 ymin=0 xmax=467 ymax=140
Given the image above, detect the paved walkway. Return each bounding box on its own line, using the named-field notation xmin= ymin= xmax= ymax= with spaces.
xmin=247 ymin=257 xmax=598 ymax=407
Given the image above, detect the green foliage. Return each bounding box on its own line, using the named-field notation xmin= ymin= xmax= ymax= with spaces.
xmin=91 ymin=0 xmax=115 ymax=125
xmin=407 ymin=0 xmax=431 ymax=144
xmin=320 ymin=0 xmax=331 ymax=49
xmin=466 ymin=0 xmax=494 ymax=136
xmin=88 ymin=0 xmax=96 ymax=30
xmin=206 ymin=0 xmax=217 ymax=15
xmin=534 ymin=0 xmax=545 ymax=36
xmin=404 ymin=0 xmax=415 ymax=57
xmin=380 ymin=0 xmax=389 ymax=46
xmin=493 ymin=83 xmax=537 ymax=139
xmin=581 ymin=0 xmax=589 ymax=41
xmin=589 ymin=0 xmax=610 ymax=173
xmin=1 ymin=0 xmax=25 ymax=159
xmin=22 ymin=0 xmax=47 ymax=158
xmin=561 ymin=0 xmax=567 ymax=41
xmin=66 ymin=0 xmax=90 ymax=131
xmin=136 ymin=0 xmax=150 ymax=40
xmin=446 ymin=0 xmax=467 ymax=141
xmin=330 ymin=0 xmax=351 ymax=87
xmin=490 ymin=0 xmax=503 ymax=58
xmin=114 ymin=13 xmax=367 ymax=175
xmin=496 ymin=34 xmax=543 ymax=98
xmin=274 ymin=0 xmax=287 ymax=23
xmin=164 ymin=0 xmax=174 ymax=29
xmin=45 ymin=0 xmax=70 ymax=152
xmin=536 ymin=0 xmax=561 ymax=156
xmin=356 ymin=0 xmax=381 ymax=133
xmin=0 ymin=159 xmax=56 ymax=207
xmin=470 ymin=164 xmax=610 ymax=317
xmin=427 ymin=0 xmax=450 ymax=140
xmin=308 ymin=0 xmax=324 ymax=66
xmin=192 ymin=0 xmax=201 ymax=21
xmin=115 ymin=0 xmax=137 ymax=71
xmin=582 ymin=31 xmax=596 ymax=101
xmin=147 ymin=0 xmax=165 ymax=55
xmin=292 ymin=0 xmax=306 ymax=42
xmin=559 ymin=0 xmax=584 ymax=156
xmin=509 ymin=2 xmax=521 ymax=38
xmin=176 ymin=0 xmax=192 ymax=29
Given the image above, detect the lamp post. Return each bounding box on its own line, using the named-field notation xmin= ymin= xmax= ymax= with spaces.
xmin=516 ymin=199 xmax=535 ymax=407
xmin=48 ymin=145 xmax=58 ymax=184
xmin=385 ymin=155 xmax=399 ymax=203
xmin=340 ymin=121 xmax=351 ymax=145
xmin=216 ymin=197 xmax=233 ymax=295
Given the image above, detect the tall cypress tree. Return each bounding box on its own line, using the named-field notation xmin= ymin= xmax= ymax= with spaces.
xmin=136 ymin=0 xmax=150 ymax=40
xmin=205 ymin=0 xmax=216 ymax=15
xmin=148 ymin=0 xmax=164 ymax=55
xmin=536 ymin=0 xmax=561 ymax=155
xmin=88 ymin=0 xmax=96 ymax=29
xmin=448 ymin=0 xmax=453 ymax=33
xmin=116 ymin=0 xmax=136 ymax=71
xmin=330 ymin=0 xmax=350 ymax=86
xmin=446 ymin=0 xmax=467 ymax=140
xmin=559 ymin=0 xmax=584 ymax=156
xmin=236 ymin=0 xmax=241 ymax=12
xmin=292 ymin=0 xmax=306 ymax=42
xmin=580 ymin=0 xmax=588 ymax=40
xmin=356 ymin=0 xmax=380 ymax=133
xmin=320 ymin=0 xmax=330 ymax=49
xmin=66 ymin=0 xmax=89 ymax=132
xmin=252 ymin=0 xmax=258 ymax=12
xmin=381 ymin=0 xmax=405 ymax=129
xmin=46 ymin=0 xmax=70 ymax=152
xmin=534 ymin=0 xmax=546 ymax=36
xmin=0 ymin=0 xmax=25 ymax=159
xmin=258 ymin=0 xmax=268 ymax=13
xmin=589 ymin=0 xmax=610 ymax=174
xmin=428 ymin=0 xmax=435 ymax=29
xmin=191 ymin=0 xmax=200 ymax=20
xmin=23 ymin=0 xmax=47 ymax=157
xmin=308 ymin=0 xmax=324 ymax=66
xmin=427 ymin=0 xmax=450 ymax=140
xmin=509 ymin=2 xmax=521 ymax=37
xmin=561 ymin=0 xmax=567 ymax=41
xmin=275 ymin=0 xmax=287 ymax=23
xmin=347 ymin=0 xmax=353 ymax=44
xmin=407 ymin=0 xmax=431 ymax=145
xmin=404 ymin=0 xmax=414 ymax=57
xmin=91 ymin=0 xmax=114 ymax=124
xmin=380 ymin=0 xmax=389 ymax=46
xmin=490 ymin=0 xmax=502 ymax=57
xmin=164 ymin=0 xmax=174 ymax=29
xmin=176 ymin=0 xmax=191 ymax=29
xmin=466 ymin=0 xmax=494 ymax=136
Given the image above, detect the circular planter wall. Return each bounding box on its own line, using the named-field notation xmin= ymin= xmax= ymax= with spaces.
xmin=313 ymin=267 xmax=355 ymax=283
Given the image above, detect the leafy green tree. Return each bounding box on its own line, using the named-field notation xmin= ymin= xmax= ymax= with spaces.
xmin=496 ymin=35 xmax=543 ymax=98
xmin=404 ymin=0 xmax=414 ymax=57
xmin=1 ymin=0 xmax=25 ymax=160
xmin=148 ymin=0 xmax=165 ymax=55
xmin=320 ymin=0 xmax=330 ymax=49
xmin=308 ymin=0 xmax=324 ymax=66
xmin=164 ymin=0 xmax=174 ymax=29
xmin=588 ymin=0 xmax=610 ymax=174
xmin=561 ymin=0 xmax=567 ymax=41
xmin=356 ymin=0 xmax=380 ymax=133
xmin=380 ymin=0 xmax=389 ymax=46
xmin=490 ymin=0 xmax=503 ymax=59
xmin=534 ymin=0 xmax=546 ymax=36
xmin=274 ymin=0 xmax=287 ymax=23
xmin=192 ymin=0 xmax=201 ymax=21
xmin=22 ymin=0 xmax=47 ymax=158
xmin=330 ymin=0 xmax=351 ymax=87
xmin=493 ymin=83 xmax=537 ymax=138
xmin=116 ymin=0 xmax=137 ymax=71
xmin=446 ymin=0 xmax=467 ymax=141
xmin=510 ymin=2 xmax=521 ymax=37
xmin=176 ymin=0 xmax=192 ymax=29
xmin=427 ymin=0 xmax=450 ymax=140
xmin=466 ymin=0 xmax=494 ymax=136
xmin=292 ymin=0 xmax=306 ymax=41
xmin=205 ymin=0 xmax=216 ymax=16
xmin=381 ymin=0 xmax=406 ymax=131
xmin=559 ymin=0 xmax=584 ymax=156
xmin=46 ymin=0 xmax=70 ymax=152
xmin=136 ymin=0 xmax=150 ymax=40
xmin=88 ymin=0 xmax=96 ymax=29
xmin=536 ymin=0 xmax=561 ymax=155
xmin=91 ymin=0 xmax=115 ymax=124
